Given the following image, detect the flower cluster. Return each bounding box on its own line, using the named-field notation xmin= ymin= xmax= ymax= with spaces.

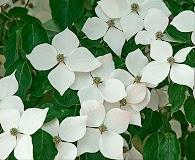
xmin=0 ymin=0 xmax=195 ymax=159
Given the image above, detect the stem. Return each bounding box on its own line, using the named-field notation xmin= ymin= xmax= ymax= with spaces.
xmin=1 ymin=12 xmax=12 ymax=21
xmin=25 ymin=0 xmax=30 ymax=8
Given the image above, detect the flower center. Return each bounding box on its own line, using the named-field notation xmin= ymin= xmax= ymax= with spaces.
xmin=134 ymin=75 xmax=142 ymax=83
xmin=131 ymin=3 xmax=139 ymax=12
xmin=123 ymin=146 xmax=129 ymax=153
xmin=167 ymin=56 xmax=175 ymax=64
xmin=99 ymin=124 xmax=107 ymax=133
xmin=56 ymin=54 xmax=65 ymax=63
xmin=106 ymin=20 xmax=115 ymax=27
xmin=120 ymin=98 xmax=127 ymax=106
xmin=93 ymin=76 xmax=102 ymax=86
xmin=10 ymin=128 xmax=18 ymax=136
xmin=156 ymin=31 xmax=163 ymax=39
xmin=53 ymin=136 xmax=61 ymax=145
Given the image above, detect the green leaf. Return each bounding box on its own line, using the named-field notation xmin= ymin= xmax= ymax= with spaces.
xmin=20 ymin=14 xmax=41 ymax=24
xmin=5 ymin=60 xmax=32 ymax=100
xmin=54 ymin=89 xmax=80 ymax=107
xmin=143 ymin=133 xmax=165 ymax=160
xmin=8 ymin=7 xmax=28 ymax=18
xmin=21 ymin=22 xmax=48 ymax=53
xmin=77 ymin=151 xmax=108 ymax=160
xmin=168 ymin=83 xmax=187 ymax=112
xmin=41 ymin=103 xmax=64 ymax=123
xmin=130 ymin=108 xmax=163 ymax=141
xmin=30 ymin=71 xmax=52 ymax=97
xmin=166 ymin=26 xmax=191 ymax=43
xmin=50 ymin=0 xmax=85 ymax=29
xmin=32 ymin=129 xmax=58 ymax=160
xmin=185 ymin=132 xmax=195 ymax=160
xmin=164 ymin=0 xmax=183 ymax=16
xmin=8 ymin=20 xmax=24 ymax=37
xmin=184 ymin=97 xmax=195 ymax=125
xmin=157 ymin=133 xmax=181 ymax=160
xmin=3 ymin=29 xmax=21 ymax=68
xmin=43 ymin=19 xmax=61 ymax=38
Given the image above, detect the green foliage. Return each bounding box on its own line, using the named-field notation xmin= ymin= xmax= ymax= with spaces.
xmin=50 ymin=0 xmax=85 ymax=29
xmin=184 ymin=97 xmax=195 ymax=125
xmin=185 ymin=132 xmax=195 ymax=160
xmin=32 ymin=129 xmax=58 ymax=160
xmin=144 ymin=133 xmax=181 ymax=160
xmin=168 ymin=83 xmax=187 ymax=112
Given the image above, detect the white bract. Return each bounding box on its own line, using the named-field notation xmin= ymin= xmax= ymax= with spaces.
xmin=171 ymin=8 xmax=195 ymax=45
xmin=147 ymin=87 xmax=169 ymax=111
xmin=27 ymin=28 xmax=101 ymax=96
xmin=0 ymin=72 xmax=24 ymax=112
xmin=120 ymin=0 xmax=171 ymax=41
xmin=82 ymin=5 xmax=125 ymax=57
xmin=42 ymin=116 xmax=87 ymax=160
xmin=141 ymin=40 xmax=195 ymax=89
xmin=135 ymin=8 xmax=175 ymax=45
xmin=0 ymin=108 xmax=48 ymax=159
xmin=77 ymin=100 xmax=134 ymax=159
xmin=71 ymin=53 xmax=127 ymax=103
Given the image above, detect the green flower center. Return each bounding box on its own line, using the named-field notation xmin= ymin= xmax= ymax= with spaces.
xmin=93 ymin=76 xmax=102 ymax=86
xmin=134 ymin=75 xmax=142 ymax=83
xmin=99 ymin=124 xmax=107 ymax=133
xmin=131 ymin=3 xmax=139 ymax=12
xmin=10 ymin=128 xmax=18 ymax=136
xmin=107 ymin=20 xmax=115 ymax=27
xmin=156 ymin=31 xmax=163 ymax=39
xmin=120 ymin=98 xmax=127 ymax=106
xmin=53 ymin=136 xmax=61 ymax=145
xmin=167 ymin=56 xmax=175 ymax=64
xmin=123 ymin=146 xmax=129 ymax=153
xmin=56 ymin=54 xmax=65 ymax=63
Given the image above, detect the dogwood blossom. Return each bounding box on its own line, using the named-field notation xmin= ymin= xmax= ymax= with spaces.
xmin=124 ymin=48 xmax=151 ymax=111
xmin=135 ymin=8 xmax=175 ymax=45
xmin=119 ymin=0 xmax=171 ymax=40
xmin=171 ymin=8 xmax=195 ymax=45
xmin=71 ymin=53 xmax=127 ymax=103
xmin=82 ymin=5 xmax=125 ymax=57
xmin=77 ymin=100 xmax=134 ymax=159
xmin=0 ymin=72 xmax=24 ymax=112
xmin=27 ymin=28 xmax=101 ymax=96
xmin=141 ymin=40 xmax=195 ymax=88
xmin=147 ymin=87 xmax=169 ymax=111
xmin=42 ymin=116 xmax=87 ymax=159
xmin=0 ymin=108 xmax=48 ymax=159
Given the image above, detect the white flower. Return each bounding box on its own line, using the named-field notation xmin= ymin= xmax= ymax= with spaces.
xmin=27 ymin=28 xmax=101 ymax=96
xmin=42 ymin=116 xmax=87 ymax=160
xmin=171 ymin=8 xmax=195 ymax=45
xmin=0 ymin=72 xmax=24 ymax=112
xmin=135 ymin=8 xmax=176 ymax=45
xmin=0 ymin=108 xmax=48 ymax=159
xmin=82 ymin=5 xmax=125 ymax=57
xmin=141 ymin=40 xmax=195 ymax=89
xmin=147 ymin=87 xmax=169 ymax=111
xmin=71 ymin=53 xmax=127 ymax=103
xmin=77 ymin=100 xmax=134 ymax=159
xmin=124 ymin=48 xmax=152 ymax=111
xmin=120 ymin=0 xmax=171 ymax=40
